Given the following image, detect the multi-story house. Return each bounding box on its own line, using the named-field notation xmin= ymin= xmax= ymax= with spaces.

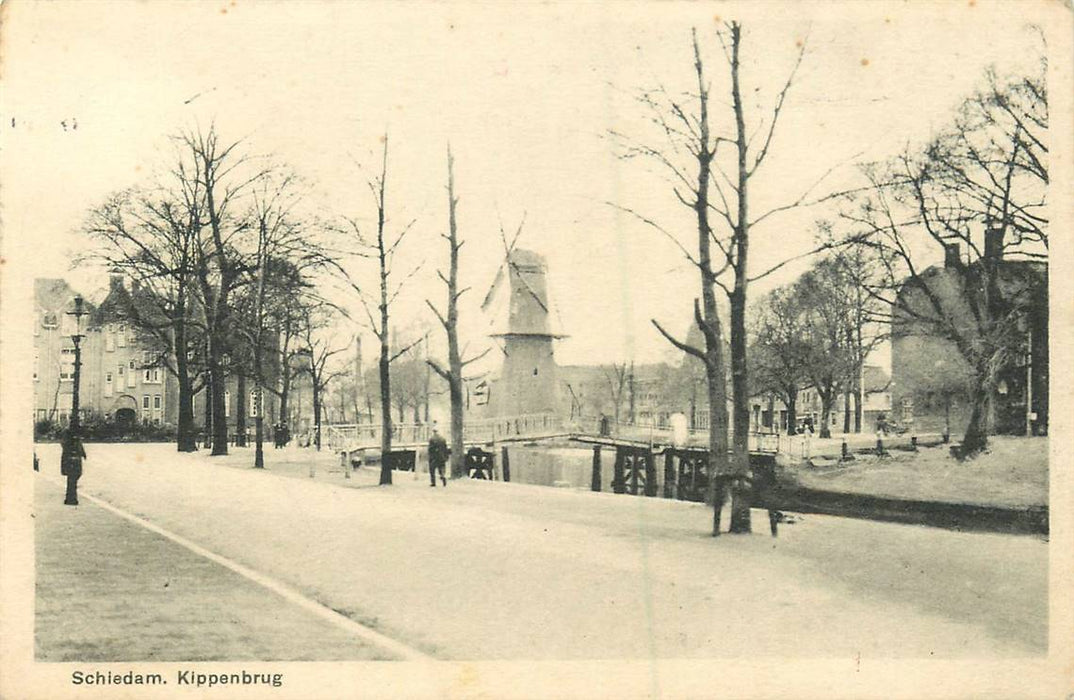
xmin=890 ymin=237 xmax=1048 ymax=437
xmin=34 ymin=276 xmax=177 ymax=428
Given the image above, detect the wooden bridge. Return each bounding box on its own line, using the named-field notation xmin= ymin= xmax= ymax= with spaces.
xmin=317 ymin=412 xmax=792 ymax=459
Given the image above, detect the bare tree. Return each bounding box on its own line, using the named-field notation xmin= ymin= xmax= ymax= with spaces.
xmin=390 ymin=328 xmax=428 ymax=423
xmin=612 ymin=24 xmax=854 ymax=533
xmin=81 ymin=184 xmax=206 ymax=452
xmin=795 ymin=260 xmax=857 ymax=438
xmin=841 ymin=59 xmax=1047 ymax=456
xmin=826 ymin=241 xmax=890 ymax=433
xmin=233 ymin=172 xmax=330 ymax=467
xmin=601 ymin=362 xmax=630 ymax=425
xmin=611 ymin=28 xmax=732 ymax=535
xmin=749 ymin=286 xmax=812 ymax=435
xmin=298 ymin=305 xmax=350 ymax=451
xmin=426 ymin=145 xmax=490 ymax=478
xmin=179 ymin=124 xmax=271 ymax=456
xmin=341 ymin=135 xmax=423 ymax=485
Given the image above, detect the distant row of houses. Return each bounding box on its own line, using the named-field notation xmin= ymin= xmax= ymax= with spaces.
xmin=34 ymin=241 xmax=1048 ymax=441
xmin=557 ymin=362 xmax=892 ymax=435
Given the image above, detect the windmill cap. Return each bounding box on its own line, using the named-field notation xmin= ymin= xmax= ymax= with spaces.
xmin=508 ymin=248 xmax=546 ymax=267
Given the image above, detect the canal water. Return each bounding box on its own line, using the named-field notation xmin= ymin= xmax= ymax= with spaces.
xmin=502 ymin=443 xmax=643 ymax=492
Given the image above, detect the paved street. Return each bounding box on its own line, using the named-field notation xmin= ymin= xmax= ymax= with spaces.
xmin=35 ymin=443 xmax=1047 ymax=660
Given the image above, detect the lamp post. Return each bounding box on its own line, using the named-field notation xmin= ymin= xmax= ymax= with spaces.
xmin=63 ymin=295 xmax=87 ymax=505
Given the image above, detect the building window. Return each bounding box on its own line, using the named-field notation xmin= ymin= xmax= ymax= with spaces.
xmin=153 ymin=394 xmax=162 ymax=409
xmin=42 ymin=312 xmax=58 ymax=329
xmin=105 ymin=330 xmax=115 ymax=352
xmin=33 ymin=351 xmax=39 ymax=381
xmin=117 ymin=326 xmax=127 ymax=348
xmin=104 ymin=371 xmax=113 ymax=398
xmin=142 ymin=350 xmax=155 ymax=365
xmin=59 ymin=347 xmax=76 ymax=381
xmin=143 ymin=395 xmax=151 ymax=409
xmin=143 ymin=368 xmax=162 ymax=384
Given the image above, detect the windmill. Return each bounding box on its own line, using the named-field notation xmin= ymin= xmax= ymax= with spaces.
xmin=477 ymin=217 xmax=567 ymax=418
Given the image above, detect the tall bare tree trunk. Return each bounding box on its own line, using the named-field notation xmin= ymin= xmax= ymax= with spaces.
xmin=203 ymin=377 xmax=213 ymax=448
xmin=175 ymin=336 xmax=197 ymax=452
xmin=312 ymin=379 xmax=322 ymax=451
xmin=689 ymin=30 xmax=732 ymax=536
xmin=728 ymin=23 xmax=752 ymax=533
xmin=819 ymin=396 xmax=833 ymax=439
xmin=853 ymin=383 xmax=863 ymax=433
xmin=235 ymin=372 xmax=247 ymax=446
xmin=209 ymin=357 xmax=228 ymax=455
xmin=842 ymin=388 xmax=852 ymax=434
xmin=377 ymin=142 xmax=394 ymax=485
xmin=961 ymin=377 xmax=993 ymax=457
xmin=427 ymin=145 xmax=477 ymax=480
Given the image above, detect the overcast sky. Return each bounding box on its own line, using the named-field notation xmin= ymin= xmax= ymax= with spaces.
xmin=1 ymin=0 xmax=1051 ymax=366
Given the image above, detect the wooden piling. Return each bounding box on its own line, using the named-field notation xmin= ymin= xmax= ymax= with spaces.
xmin=663 ymin=451 xmax=675 ymax=498
xmin=591 ymin=445 xmax=602 ymax=492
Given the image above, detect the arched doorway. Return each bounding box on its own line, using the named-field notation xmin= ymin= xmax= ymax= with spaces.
xmin=108 ymin=395 xmax=139 ymax=433
xmin=115 ymin=408 xmax=136 ymax=429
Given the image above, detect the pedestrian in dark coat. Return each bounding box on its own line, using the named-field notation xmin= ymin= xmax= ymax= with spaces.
xmin=60 ymin=431 xmax=86 ymax=506
xmin=428 ymin=424 xmax=449 ymax=487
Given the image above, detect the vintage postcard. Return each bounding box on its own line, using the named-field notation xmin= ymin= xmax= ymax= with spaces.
xmin=1 ymin=1 xmax=1071 ymax=698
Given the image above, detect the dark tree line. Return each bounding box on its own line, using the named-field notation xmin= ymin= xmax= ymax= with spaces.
xmin=83 ymin=124 xmax=337 ymax=463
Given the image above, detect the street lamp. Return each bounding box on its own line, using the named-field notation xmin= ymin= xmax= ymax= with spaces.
xmin=62 ymin=295 xmax=87 ymax=505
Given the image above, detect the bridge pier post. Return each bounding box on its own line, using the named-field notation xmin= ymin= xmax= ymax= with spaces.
xmin=501 ymin=446 xmax=511 ymax=482
xmin=644 ymin=450 xmax=657 ymax=497
xmin=663 ymin=451 xmax=675 ymax=499
xmin=612 ymin=449 xmax=625 ymax=494
xmin=591 ymin=446 xmax=602 ymax=492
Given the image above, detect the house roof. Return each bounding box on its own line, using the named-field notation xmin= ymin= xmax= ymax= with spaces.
xmin=34 ymin=278 xmax=97 ymax=323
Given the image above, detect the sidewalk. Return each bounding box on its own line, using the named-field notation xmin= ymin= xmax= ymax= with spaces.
xmin=34 ymin=475 xmax=394 ymax=662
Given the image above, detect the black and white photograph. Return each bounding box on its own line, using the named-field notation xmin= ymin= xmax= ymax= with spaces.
xmin=1 ymin=1 xmax=1071 ymax=698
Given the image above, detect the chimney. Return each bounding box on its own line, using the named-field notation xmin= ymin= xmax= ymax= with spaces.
xmin=984 ymin=227 xmax=1004 ymax=261
xmin=109 ymin=269 xmax=125 ymax=291
xmin=943 ymin=243 xmax=961 ymax=268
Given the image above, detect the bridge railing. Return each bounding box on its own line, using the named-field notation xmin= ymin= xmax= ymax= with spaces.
xmin=320 ymin=413 xmax=566 ymax=451
xmin=321 ymin=422 xmax=432 ymax=451
xmin=465 ymin=412 xmax=565 ymax=443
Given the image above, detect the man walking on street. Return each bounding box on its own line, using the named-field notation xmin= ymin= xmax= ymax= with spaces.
xmin=428 ymin=423 xmax=448 ymax=487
